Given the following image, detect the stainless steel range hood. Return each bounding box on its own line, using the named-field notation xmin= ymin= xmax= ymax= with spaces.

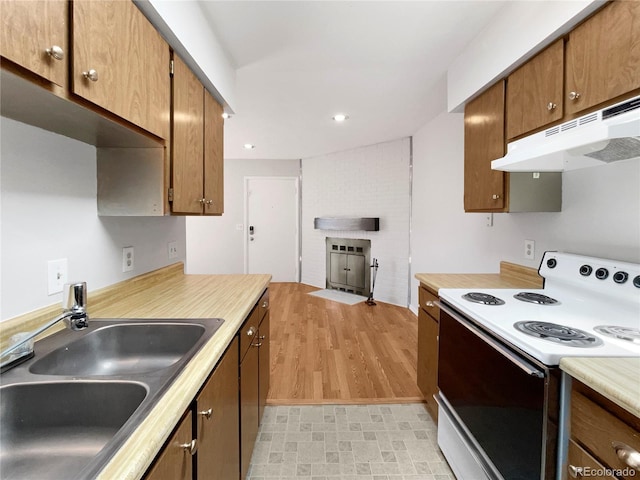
xmin=492 ymin=95 xmax=640 ymax=172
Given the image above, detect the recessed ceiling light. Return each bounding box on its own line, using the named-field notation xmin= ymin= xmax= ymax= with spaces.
xmin=221 ymin=112 xmax=232 ymax=119
xmin=332 ymin=113 xmax=349 ymax=122
xmin=243 ymin=143 xmax=255 ymax=150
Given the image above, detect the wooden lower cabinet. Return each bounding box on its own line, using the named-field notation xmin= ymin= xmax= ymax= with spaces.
xmin=416 ymin=285 xmax=439 ymax=422
xmin=145 ymin=411 xmax=194 ymax=480
xmin=196 ymin=337 xmax=239 ymax=479
xmin=240 ymin=290 xmax=270 ymax=480
xmin=568 ymin=380 xmax=640 ymax=480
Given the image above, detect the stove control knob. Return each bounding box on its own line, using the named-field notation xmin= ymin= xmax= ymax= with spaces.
xmin=595 ymin=268 xmax=609 ymax=280
xmin=633 ymin=275 xmax=640 ymax=288
xmin=579 ymin=265 xmax=593 ymax=276
xmin=546 ymin=258 xmax=557 ymax=268
xmin=613 ymin=271 xmax=629 ymax=284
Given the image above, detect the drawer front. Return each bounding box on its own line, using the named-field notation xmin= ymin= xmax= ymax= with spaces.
xmin=240 ymin=289 xmax=269 ymax=361
xmin=418 ymin=286 xmax=439 ymax=321
xmin=568 ymin=439 xmax=616 ymax=480
xmin=571 ymin=391 xmax=640 ymax=480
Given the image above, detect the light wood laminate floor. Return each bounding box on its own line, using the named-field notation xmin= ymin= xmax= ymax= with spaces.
xmin=267 ymin=283 xmax=422 ymax=405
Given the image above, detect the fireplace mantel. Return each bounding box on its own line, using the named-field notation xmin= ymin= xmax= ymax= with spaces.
xmin=314 ymin=217 xmax=379 ymax=231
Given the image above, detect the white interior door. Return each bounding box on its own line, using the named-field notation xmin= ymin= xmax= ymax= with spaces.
xmin=244 ymin=177 xmax=299 ymax=282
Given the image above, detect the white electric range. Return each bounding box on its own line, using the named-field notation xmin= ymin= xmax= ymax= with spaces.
xmin=439 ymin=251 xmax=640 ymax=366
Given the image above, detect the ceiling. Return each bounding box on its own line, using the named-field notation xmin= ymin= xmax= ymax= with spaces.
xmin=199 ymin=1 xmax=507 ymax=160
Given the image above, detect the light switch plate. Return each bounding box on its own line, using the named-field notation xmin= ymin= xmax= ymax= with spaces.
xmin=47 ymin=258 xmax=68 ymax=295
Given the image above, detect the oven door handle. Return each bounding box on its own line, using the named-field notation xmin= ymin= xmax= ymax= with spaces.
xmin=439 ymin=302 xmax=546 ymax=379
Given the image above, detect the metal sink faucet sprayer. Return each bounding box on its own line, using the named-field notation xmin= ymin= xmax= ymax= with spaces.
xmin=0 ymin=282 xmax=89 ymax=372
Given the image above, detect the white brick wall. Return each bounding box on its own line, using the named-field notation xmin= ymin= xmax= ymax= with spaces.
xmin=301 ymin=138 xmax=411 ymax=306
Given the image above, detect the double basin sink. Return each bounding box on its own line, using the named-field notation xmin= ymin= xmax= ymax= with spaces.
xmin=0 ymin=318 xmax=225 ymax=479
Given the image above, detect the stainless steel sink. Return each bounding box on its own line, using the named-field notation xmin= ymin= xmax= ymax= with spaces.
xmin=30 ymin=323 xmax=206 ymax=376
xmin=0 ymin=317 xmax=224 ymax=479
xmin=0 ymin=381 xmax=147 ymax=480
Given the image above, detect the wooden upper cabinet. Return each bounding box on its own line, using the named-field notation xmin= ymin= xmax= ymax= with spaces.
xmin=71 ymin=0 xmax=170 ymax=139
xmin=0 ymin=0 xmax=68 ymax=87
xmin=464 ymin=80 xmax=506 ymax=212
xmin=204 ymin=90 xmax=225 ymax=215
xmin=172 ymin=54 xmax=205 ymax=214
xmin=565 ymin=0 xmax=640 ymax=116
xmin=507 ymin=40 xmax=564 ymax=139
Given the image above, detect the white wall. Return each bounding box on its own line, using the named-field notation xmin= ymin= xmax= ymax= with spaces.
xmin=186 ymin=158 xmax=300 ymax=274
xmin=0 ymin=118 xmax=186 ymax=321
xmin=301 ymin=138 xmax=411 ymax=306
xmin=410 ymin=111 xmax=640 ymax=312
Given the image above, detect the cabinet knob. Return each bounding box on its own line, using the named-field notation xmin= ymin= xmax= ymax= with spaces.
xmin=247 ymin=326 xmax=256 ymax=336
xmin=262 ymin=301 xmax=269 ymax=308
xmin=45 ymin=45 xmax=64 ymax=61
xmin=198 ymin=408 xmax=213 ymax=419
xmin=259 ymin=335 xmax=266 ymax=340
xmin=198 ymin=198 xmax=206 ymax=205
xmin=179 ymin=439 xmax=198 ymax=456
xmin=612 ymin=441 xmax=640 ymax=471
xmin=547 ymin=102 xmax=557 ymax=111
xmin=568 ymin=91 xmax=581 ymax=101
xmin=205 ymin=200 xmax=213 ymax=208
xmin=425 ymin=301 xmax=436 ymax=308
xmin=82 ymin=69 xmax=99 ymax=82
xmin=567 ymin=464 xmax=582 ymax=478
xmin=251 ymin=342 xmax=263 ymax=347
xmin=492 ymin=194 xmax=501 ymax=200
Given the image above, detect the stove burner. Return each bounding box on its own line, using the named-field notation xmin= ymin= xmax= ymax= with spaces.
xmin=462 ymin=292 xmax=505 ymax=305
xmin=513 ymin=292 xmax=559 ymax=305
xmin=514 ymin=321 xmax=603 ymax=348
xmin=594 ymin=325 xmax=640 ymax=345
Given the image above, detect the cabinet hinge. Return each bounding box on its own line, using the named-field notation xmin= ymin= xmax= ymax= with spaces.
xmin=168 ymin=187 xmax=174 ymax=202
xmin=170 ymin=60 xmax=174 ymax=77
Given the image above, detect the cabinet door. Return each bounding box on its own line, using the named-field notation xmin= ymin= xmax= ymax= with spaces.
xmin=258 ymin=312 xmax=271 ymax=423
xmin=464 ymin=81 xmax=506 ymax=212
xmin=240 ymin=341 xmax=259 ymax=480
xmin=330 ymin=252 xmax=348 ymax=285
xmin=565 ymin=0 xmax=640 ymax=116
xmin=172 ymin=54 xmax=204 ymax=214
xmin=346 ymin=255 xmax=365 ymax=290
xmin=417 ymin=309 xmax=438 ymax=422
xmin=506 ymin=40 xmax=564 ymax=139
xmin=0 ymin=0 xmax=68 ymax=87
xmin=196 ymin=338 xmax=239 ymax=480
xmin=72 ymin=0 xmax=170 ymax=139
xmin=145 ymin=411 xmax=193 ymax=480
xmin=204 ymin=90 xmax=224 ymax=215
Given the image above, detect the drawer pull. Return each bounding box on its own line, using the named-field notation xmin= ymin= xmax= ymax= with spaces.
xmin=251 ymin=342 xmax=262 ymax=347
xmin=612 ymin=441 xmax=640 ymax=471
xmin=198 ymin=408 xmax=213 ymax=419
xmin=246 ymin=327 xmax=256 ymax=337
xmin=179 ymin=439 xmax=198 ymax=456
xmin=425 ymin=301 xmax=436 ymax=308
xmin=568 ymin=464 xmax=582 ymax=478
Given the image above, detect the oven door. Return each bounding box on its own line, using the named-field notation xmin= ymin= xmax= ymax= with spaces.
xmin=438 ymin=302 xmax=555 ymax=480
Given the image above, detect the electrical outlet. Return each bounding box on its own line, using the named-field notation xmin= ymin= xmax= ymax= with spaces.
xmin=168 ymin=241 xmax=178 ymax=259
xmin=485 ymin=213 xmax=493 ymax=227
xmin=47 ymin=258 xmax=68 ymax=295
xmin=122 ymin=246 xmax=134 ymax=272
xmin=524 ymin=240 xmax=535 ymax=260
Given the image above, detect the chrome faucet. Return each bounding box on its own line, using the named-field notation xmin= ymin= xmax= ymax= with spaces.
xmin=0 ymin=282 xmax=89 ymax=371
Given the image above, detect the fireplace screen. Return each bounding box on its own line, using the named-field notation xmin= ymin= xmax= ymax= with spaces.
xmin=325 ymin=237 xmax=371 ymax=296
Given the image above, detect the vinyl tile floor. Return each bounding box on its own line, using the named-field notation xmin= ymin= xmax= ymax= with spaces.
xmin=246 ymin=404 xmax=455 ymax=480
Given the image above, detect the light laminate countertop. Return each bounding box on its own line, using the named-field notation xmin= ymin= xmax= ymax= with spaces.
xmin=2 ymin=263 xmax=271 ymax=480
xmin=560 ymin=357 xmax=640 ymax=419
xmin=92 ymin=269 xmax=271 ymax=480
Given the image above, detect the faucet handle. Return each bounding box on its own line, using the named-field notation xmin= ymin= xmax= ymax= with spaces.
xmin=63 ymin=282 xmax=87 ymax=313
xmin=63 ymin=282 xmax=89 ymax=330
